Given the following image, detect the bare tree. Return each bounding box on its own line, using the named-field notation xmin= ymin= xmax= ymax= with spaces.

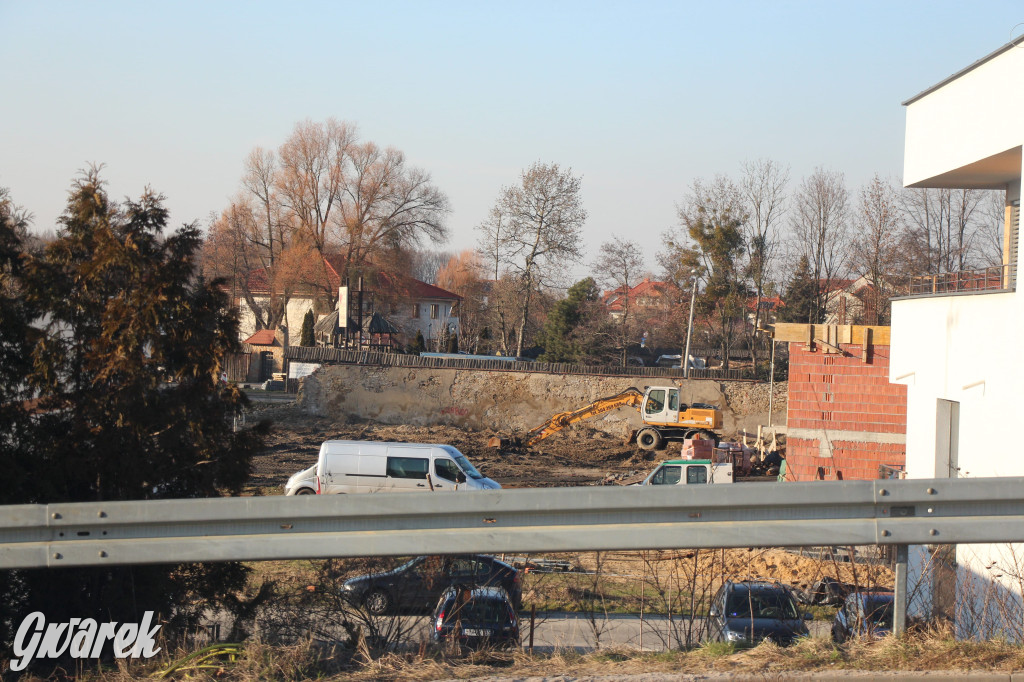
xmin=663 ymin=175 xmax=747 ymax=370
xmin=276 ymin=118 xmax=354 ymax=258
xmin=411 ymin=249 xmax=455 ymax=285
xmin=790 ymin=167 xmax=851 ymax=324
xmin=436 ymin=250 xmax=486 ymax=353
xmin=740 ymin=158 xmax=787 ymax=370
xmin=479 ymin=162 xmax=587 ymax=357
xmin=975 ymin=190 xmax=1008 ymax=269
xmin=593 ymin=236 xmax=646 ymax=367
xmin=852 ymin=174 xmax=904 ymax=324
xmin=336 ymin=142 xmax=450 ymax=283
xmin=901 ymin=187 xmax=986 ymax=274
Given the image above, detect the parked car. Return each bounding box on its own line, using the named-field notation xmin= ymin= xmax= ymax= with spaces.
xmin=432 ymin=586 xmax=520 ymax=650
xmin=341 ymin=555 xmax=521 ymax=615
xmin=831 ymin=590 xmax=895 ymax=643
xmin=314 ymin=440 xmax=500 ymax=494
xmin=284 ymin=465 xmax=317 ymax=495
xmin=707 ymin=580 xmax=810 ymax=646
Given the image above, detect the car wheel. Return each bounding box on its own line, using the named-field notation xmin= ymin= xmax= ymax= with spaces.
xmin=295 ymin=488 xmax=315 ymax=495
xmin=364 ymin=589 xmax=391 ymax=615
xmin=636 ymin=428 xmax=663 ymax=451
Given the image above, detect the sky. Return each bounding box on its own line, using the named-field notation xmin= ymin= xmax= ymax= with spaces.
xmin=1 ymin=1 xmax=1021 ymax=282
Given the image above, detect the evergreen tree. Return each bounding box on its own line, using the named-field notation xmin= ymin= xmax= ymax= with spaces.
xmin=1 ymin=171 xmax=266 ymax=650
xmin=446 ymin=332 xmax=458 ymax=354
xmin=538 ymin=277 xmax=599 ymax=362
xmin=300 ymin=308 xmax=315 ymax=346
xmin=779 ymin=255 xmax=818 ymax=323
xmin=411 ymin=329 xmax=426 ymax=354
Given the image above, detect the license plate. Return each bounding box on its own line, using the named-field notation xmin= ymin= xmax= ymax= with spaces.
xmin=463 ymin=628 xmax=493 ymax=637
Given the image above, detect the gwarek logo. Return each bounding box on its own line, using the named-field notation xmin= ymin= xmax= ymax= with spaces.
xmin=10 ymin=611 xmax=162 ymax=672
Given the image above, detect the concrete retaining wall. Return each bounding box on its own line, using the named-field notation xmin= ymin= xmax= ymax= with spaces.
xmin=298 ymin=365 xmax=787 ymax=439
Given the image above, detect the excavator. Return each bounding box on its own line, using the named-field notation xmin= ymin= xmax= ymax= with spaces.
xmin=509 ymin=386 xmax=723 ymax=451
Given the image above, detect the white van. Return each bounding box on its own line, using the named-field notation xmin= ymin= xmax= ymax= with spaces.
xmin=311 ymin=440 xmax=501 ymax=494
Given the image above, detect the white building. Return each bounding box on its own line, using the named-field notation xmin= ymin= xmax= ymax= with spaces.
xmin=893 ymin=37 xmax=1023 ymax=637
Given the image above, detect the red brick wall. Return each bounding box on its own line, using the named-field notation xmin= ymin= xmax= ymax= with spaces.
xmin=786 ymin=342 xmax=906 ymax=481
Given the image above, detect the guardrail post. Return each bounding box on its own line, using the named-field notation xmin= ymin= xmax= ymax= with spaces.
xmin=894 ymin=544 xmax=908 ymax=636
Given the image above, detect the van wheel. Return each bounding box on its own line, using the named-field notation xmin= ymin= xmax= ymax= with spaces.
xmin=296 ymin=488 xmax=315 ymax=495
xmin=365 ymin=589 xmax=391 ymax=615
xmin=636 ymin=429 xmax=663 ymax=451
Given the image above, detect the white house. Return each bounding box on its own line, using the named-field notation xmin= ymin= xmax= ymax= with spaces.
xmin=893 ymin=36 xmax=1023 ymax=637
xmin=236 ymin=255 xmax=460 ymax=348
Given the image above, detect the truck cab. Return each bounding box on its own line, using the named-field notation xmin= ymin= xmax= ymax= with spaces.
xmin=639 ymin=459 xmax=734 ymax=485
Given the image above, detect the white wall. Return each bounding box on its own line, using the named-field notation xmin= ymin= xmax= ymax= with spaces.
xmin=236 ymin=296 xmax=315 ymax=346
xmin=904 ymin=45 xmax=1024 ymax=187
xmin=891 ymin=289 xmax=1023 ymax=480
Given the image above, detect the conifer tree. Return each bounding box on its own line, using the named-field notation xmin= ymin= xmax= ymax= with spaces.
xmin=1 ymin=170 xmax=266 ymax=648
xmin=300 ymin=308 xmax=315 ymax=346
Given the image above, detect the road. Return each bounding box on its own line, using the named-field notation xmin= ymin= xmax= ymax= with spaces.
xmin=389 ymin=612 xmax=830 ymax=651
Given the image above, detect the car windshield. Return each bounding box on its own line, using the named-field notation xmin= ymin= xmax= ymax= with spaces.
xmin=726 ymin=590 xmax=799 ymax=619
xmin=864 ymin=597 xmax=895 ymax=627
xmin=444 ymin=449 xmax=483 ymax=479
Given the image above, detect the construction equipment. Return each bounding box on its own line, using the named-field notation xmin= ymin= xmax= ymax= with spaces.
xmin=507 ymin=386 xmax=723 ymax=450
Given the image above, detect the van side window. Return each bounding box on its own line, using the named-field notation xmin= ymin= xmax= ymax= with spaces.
xmin=686 ymin=465 xmax=708 ymax=484
xmin=435 ymin=458 xmax=461 ymax=482
xmin=386 ymin=456 xmax=428 ymax=480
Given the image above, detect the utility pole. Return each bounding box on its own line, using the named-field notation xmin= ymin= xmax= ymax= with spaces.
xmin=683 ymin=270 xmax=697 ymax=379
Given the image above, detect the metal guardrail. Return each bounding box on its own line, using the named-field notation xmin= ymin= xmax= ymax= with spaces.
xmin=907 ymin=263 xmax=1016 ymax=296
xmin=284 ymin=346 xmax=753 ymax=380
xmin=2 ymin=476 xmax=1023 ymax=570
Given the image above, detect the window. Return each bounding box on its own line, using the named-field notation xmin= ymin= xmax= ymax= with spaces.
xmin=668 ymin=389 xmax=679 ymax=411
xmin=386 ymin=456 xmax=428 ymax=479
xmin=412 ymin=304 xmax=420 ymax=319
xmin=686 ymin=465 xmax=708 ymax=484
xmin=430 ymin=304 xmax=439 ymax=319
xmin=645 ymin=389 xmax=665 ymax=414
xmin=434 ymin=458 xmax=462 ymax=483
xmin=651 ymin=465 xmax=680 ymax=485
xmin=449 ymin=558 xmax=488 ymax=578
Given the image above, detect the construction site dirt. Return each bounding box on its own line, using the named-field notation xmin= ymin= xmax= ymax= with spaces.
xmin=245 ymin=402 xmax=663 ymax=493
xmin=243 ymin=401 xmax=894 ymax=597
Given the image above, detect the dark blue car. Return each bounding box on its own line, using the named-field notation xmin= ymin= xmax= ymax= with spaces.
xmin=831 ymin=590 xmax=895 ymax=643
xmin=432 ymin=586 xmax=520 ymax=650
xmin=708 ymin=580 xmax=811 ymax=646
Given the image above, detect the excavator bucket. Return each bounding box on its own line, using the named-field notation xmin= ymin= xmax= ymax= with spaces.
xmin=625 ymin=430 xmax=639 ymax=445
xmin=487 ymin=436 xmax=508 ymax=449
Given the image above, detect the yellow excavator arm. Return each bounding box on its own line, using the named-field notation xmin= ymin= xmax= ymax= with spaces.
xmin=525 ymin=388 xmax=645 ymax=446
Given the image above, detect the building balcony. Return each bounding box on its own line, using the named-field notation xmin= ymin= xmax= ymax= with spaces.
xmin=901 ymin=264 xmax=1016 ymax=299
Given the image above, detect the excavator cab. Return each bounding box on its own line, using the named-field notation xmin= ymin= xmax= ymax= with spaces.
xmin=642 ymin=387 xmax=680 ymax=425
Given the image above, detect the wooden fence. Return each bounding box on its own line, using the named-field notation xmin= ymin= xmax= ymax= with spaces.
xmin=284 ymin=346 xmax=755 ymax=380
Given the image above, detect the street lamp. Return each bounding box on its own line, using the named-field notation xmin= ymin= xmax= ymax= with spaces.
xmin=683 ymin=270 xmax=698 ymax=379
xmin=757 ymin=326 xmax=776 ymax=427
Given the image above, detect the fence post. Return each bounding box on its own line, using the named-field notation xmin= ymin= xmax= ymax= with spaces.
xmin=894 ymin=544 xmax=908 ymax=636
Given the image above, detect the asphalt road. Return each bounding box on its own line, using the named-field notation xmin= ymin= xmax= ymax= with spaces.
xmin=386 ymin=612 xmax=830 ymax=652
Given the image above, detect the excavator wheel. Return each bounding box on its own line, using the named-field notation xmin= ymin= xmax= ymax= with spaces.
xmin=636 ymin=428 xmax=663 ymax=451
xmin=697 ymin=430 xmax=720 ymax=446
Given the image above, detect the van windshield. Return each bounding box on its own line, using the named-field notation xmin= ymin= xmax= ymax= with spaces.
xmin=443 ymin=446 xmax=483 ymax=479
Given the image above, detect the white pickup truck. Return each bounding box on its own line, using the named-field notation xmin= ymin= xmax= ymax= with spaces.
xmin=638 ymin=459 xmax=734 ymax=485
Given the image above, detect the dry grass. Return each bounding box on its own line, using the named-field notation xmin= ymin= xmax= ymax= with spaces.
xmin=18 ymin=632 xmax=1024 ymax=681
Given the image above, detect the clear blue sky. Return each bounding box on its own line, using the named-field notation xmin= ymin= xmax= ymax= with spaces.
xmin=1 ymin=1 xmax=1020 ymax=279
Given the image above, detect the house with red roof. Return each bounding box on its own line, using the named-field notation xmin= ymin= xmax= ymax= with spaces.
xmin=601 ymin=277 xmax=672 ymax=320
xmin=236 ymin=254 xmax=460 ymax=349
